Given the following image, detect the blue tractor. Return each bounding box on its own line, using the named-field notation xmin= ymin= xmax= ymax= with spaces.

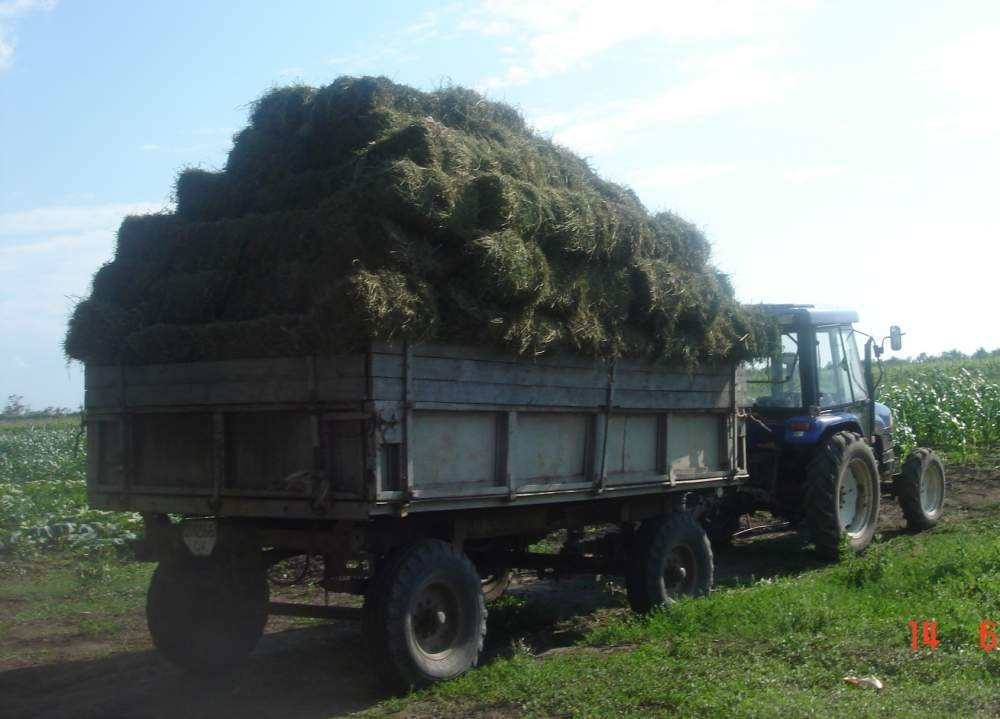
xmin=704 ymin=305 xmax=946 ymax=558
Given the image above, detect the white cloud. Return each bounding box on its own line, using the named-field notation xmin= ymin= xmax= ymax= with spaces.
xmin=534 ymin=46 xmax=793 ymax=155
xmin=0 ymin=201 xmax=164 ymax=237
xmin=0 ymin=0 xmax=54 ymax=72
xmin=462 ymin=0 xmax=811 ymax=88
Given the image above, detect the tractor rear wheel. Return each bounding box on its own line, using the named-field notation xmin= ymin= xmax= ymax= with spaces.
xmin=805 ymin=431 xmax=881 ymax=559
xmin=897 ymin=448 xmax=946 ymax=530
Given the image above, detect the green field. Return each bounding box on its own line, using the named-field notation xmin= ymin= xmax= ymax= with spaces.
xmin=0 ymin=417 xmax=140 ymax=552
xmin=881 ymin=356 xmax=1000 ymax=460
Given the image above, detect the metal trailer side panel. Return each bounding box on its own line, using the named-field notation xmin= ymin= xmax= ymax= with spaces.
xmin=85 ymin=342 xmax=747 ymax=519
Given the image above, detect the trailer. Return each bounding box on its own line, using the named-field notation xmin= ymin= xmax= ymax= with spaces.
xmin=84 ymin=341 xmax=748 ymax=687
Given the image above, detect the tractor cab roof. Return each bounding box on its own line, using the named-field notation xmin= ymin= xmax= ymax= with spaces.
xmin=757 ymin=304 xmax=859 ymax=328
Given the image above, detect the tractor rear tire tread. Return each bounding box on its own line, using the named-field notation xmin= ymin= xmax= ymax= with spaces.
xmin=804 ymin=431 xmax=880 ymax=560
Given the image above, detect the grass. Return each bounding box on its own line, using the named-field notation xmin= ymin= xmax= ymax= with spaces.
xmin=368 ymin=518 xmax=1000 ymax=718
xmin=0 ymin=548 xmax=154 ymax=667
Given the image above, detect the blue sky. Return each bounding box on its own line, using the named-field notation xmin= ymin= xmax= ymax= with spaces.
xmin=2 ymin=0 xmax=998 ymax=409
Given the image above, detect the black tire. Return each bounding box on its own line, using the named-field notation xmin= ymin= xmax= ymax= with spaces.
xmin=897 ymin=448 xmax=946 ymax=530
xmin=146 ymin=554 xmax=269 ymax=674
xmin=626 ymin=512 xmax=713 ymax=614
xmin=370 ymin=539 xmax=486 ymax=689
xmin=480 ymin=567 xmax=513 ymax=603
xmin=804 ymin=431 xmax=880 ymax=559
xmin=266 ymin=554 xmax=311 ymax=586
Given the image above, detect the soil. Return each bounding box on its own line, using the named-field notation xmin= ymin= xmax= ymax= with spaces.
xmin=1 ymin=464 xmax=997 ymax=719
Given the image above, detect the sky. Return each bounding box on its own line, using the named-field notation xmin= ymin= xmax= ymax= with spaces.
xmin=1 ymin=0 xmax=999 ymax=409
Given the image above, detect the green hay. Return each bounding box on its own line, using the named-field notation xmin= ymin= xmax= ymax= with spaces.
xmin=462 ymin=231 xmax=550 ymax=306
xmin=65 ymin=75 xmax=776 ymax=367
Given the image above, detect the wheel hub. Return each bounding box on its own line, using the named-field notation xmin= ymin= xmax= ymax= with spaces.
xmin=663 ymin=547 xmax=695 ymax=595
xmin=839 ymin=458 xmax=873 ymax=536
xmin=411 ymin=583 xmax=461 ymax=657
xmin=920 ymin=463 xmax=945 ymax=514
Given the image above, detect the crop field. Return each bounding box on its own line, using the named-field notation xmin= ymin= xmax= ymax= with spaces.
xmin=881 ymin=357 xmax=1000 ymax=460
xmin=0 ymin=417 xmax=140 ymax=552
xmin=1 ymin=356 xmax=998 ymax=718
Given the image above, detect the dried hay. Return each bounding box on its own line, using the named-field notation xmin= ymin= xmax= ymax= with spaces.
xmin=65 ymin=76 xmax=775 ymax=366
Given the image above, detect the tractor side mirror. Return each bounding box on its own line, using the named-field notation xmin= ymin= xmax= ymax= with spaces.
xmin=889 ymin=325 xmax=903 ymax=351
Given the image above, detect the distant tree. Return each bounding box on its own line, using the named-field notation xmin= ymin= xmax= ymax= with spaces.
xmin=973 ymin=347 xmax=989 ymax=359
xmin=916 ymin=352 xmax=929 ymax=363
xmin=3 ymin=394 xmax=27 ymax=417
xmin=941 ymin=349 xmax=967 ymax=360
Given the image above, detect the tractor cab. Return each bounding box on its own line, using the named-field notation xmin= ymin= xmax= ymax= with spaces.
xmin=744 ymin=305 xmax=895 ymax=470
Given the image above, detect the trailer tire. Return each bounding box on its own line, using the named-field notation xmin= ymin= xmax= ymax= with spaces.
xmin=480 ymin=567 xmax=513 ymax=603
xmin=146 ymin=554 xmax=268 ymax=674
xmin=626 ymin=512 xmax=713 ymax=614
xmin=805 ymin=431 xmax=880 ymax=559
xmin=897 ymin=448 xmax=946 ymax=530
xmin=372 ymin=539 xmax=486 ymax=689
xmin=700 ymin=504 xmax=743 ymax=548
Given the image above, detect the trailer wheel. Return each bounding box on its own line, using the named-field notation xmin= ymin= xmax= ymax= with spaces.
xmin=370 ymin=539 xmax=486 ymax=689
xmin=146 ymin=554 xmax=269 ymax=674
xmin=480 ymin=567 xmax=513 ymax=603
xmin=627 ymin=512 xmax=713 ymax=614
xmin=897 ymin=448 xmax=946 ymax=530
xmin=700 ymin=504 xmax=743 ymax=548
xmin=805 ymin=431 xmax=881 ymax=559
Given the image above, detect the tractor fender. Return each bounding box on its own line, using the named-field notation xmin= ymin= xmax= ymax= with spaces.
xmin=782 ymin=412 xmax=864 ymax=446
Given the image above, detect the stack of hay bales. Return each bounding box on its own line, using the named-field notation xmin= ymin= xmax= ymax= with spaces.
xmin=65 ymin=76 xmax=775 ymax=366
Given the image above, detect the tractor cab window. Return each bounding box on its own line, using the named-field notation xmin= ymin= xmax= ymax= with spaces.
xmin=841 ymin=327 xmax=869 ymax=402
xmin=815 ymin=326 xmax=864 ymax=406
xmin=746 ymin=331 xmax=803 ymax=407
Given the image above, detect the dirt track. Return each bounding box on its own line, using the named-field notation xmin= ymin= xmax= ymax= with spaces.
xmin=1 ymin=466 xmax=997 ymax=719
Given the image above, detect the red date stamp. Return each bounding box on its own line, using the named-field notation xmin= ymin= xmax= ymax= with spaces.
xmin=908 ymin=620 xmax=997 ymax=651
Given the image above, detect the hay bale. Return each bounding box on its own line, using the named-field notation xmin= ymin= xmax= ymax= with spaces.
xmin=115 ymin=214 xmax=178 ymax=264
xmin=64 ymin=299 xmax=137 ymax=366
xmin=462 ymin=231 xmax=550 ymax=306
xmin=175 ymin=168 xmax=233 ymax=222
xmin=338 ymin=269 xmax=437 ymax=343
xmin=90 ymin=260 xmax=159 ymax=308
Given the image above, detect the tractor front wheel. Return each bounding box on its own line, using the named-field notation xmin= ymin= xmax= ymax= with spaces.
xmin=897 ymin=448 xmax=946 ymax=530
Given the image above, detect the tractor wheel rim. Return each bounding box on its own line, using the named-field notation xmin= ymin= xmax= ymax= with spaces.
xmin=920 ymin=463 xmax=945 ymax=514
xmin=411 ymin=582 xmax=462 ymax=658
xmin=840 ymin=459 xmax=873 ymax=536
